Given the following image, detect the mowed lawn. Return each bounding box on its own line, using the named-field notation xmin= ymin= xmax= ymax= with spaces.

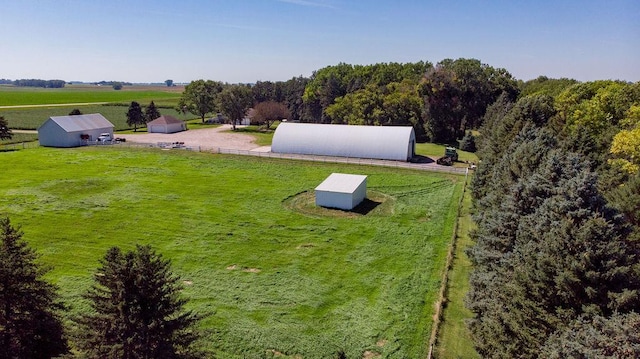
xmin=0 ymin=147 xmax=463 ymax=358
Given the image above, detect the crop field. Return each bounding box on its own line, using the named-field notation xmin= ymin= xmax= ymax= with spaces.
xmin=0 ymin=147 xmax=464 ymax=358
xmin=0 ymin=84 xmax=181 ymax=107
xmin=0 ymin=85 xmax=185 ymax=130
xmin=1 ymin=105 xmax=188 ymax=131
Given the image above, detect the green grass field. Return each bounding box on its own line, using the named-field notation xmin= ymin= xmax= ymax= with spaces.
xmin=435 ymin=176 xmax=480 ymax=359
xmin=0 ymin=85 xmax=185 ymax=131
xmin=1 ymin=105 xmax=190 ymax=131
xmin=0 ymin=147 xmax=464 ymax=358
xmin=0 ymin=85 xmax=181 ymax=107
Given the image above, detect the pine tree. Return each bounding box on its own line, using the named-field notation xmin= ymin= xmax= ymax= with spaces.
xmin=0 ymin=216 xmax=68 ymax=359
xmin=467 ymin=127 xmax=640 ymax=358
xmin=126 ymin=101 xmax=145 ymax=132
xmin=145 ymin=101 xmax=161 ymax=123
xmin=459 ymin=131 xmax=477 ymax=152
xmin=0 ymin=116 xmax=12 ymax=140
xmin=541 ymin=312 xmax=640 ymax=358
xmin=75 ymin=245 xmax=201 ymax=359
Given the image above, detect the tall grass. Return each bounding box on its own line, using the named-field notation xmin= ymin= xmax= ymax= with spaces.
xmin=435 ymin=175 xmax=480 ymax=358
xmin=0 ymin=147 xmax=464 ymax=358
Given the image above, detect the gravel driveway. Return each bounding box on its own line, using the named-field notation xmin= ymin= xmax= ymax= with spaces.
xmin=117 ymin=125 xmax=261 ymax=150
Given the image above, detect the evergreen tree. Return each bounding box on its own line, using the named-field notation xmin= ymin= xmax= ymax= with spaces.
xmin=126 ymin=101 xmax=145 ymax=132
xmin=145 ymin=101 xmax=161 ymax=123
xmin=459 ymin=131 xmax=477 ymax=152
xmin=0 ymin=116 xmax=12 ymax=140
xmin=541 ymin=312 xmax=640 ymax=359
xmin=468 ymin=127 xmax=640 ymax=358
xmin=0 ymin=216 xmax=68 ymax=359
xmin=75 ymin=245 xmax=201 ymax=359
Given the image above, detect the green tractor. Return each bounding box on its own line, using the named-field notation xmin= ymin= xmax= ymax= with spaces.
xmin=437 ymin=147 xmax=459 ymax=166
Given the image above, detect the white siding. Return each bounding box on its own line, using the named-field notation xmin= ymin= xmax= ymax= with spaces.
xmin=148 ymin=122 xmax=185 ymax=133
xmin=38 ymin=114 xmax=114 ymax=147
xmin=272 ymin=123 xmax=416 ymax=161
xmin=315 ymin=173 xmax=367 ymax=210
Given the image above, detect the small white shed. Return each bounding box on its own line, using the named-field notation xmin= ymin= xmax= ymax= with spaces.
xmin=147 ymin=115 xmax=186 ymax=133
xmin=38 ymin=113 xmax=114 ymax=147
xmin=315 ymin=173 xmax=367 ymax=210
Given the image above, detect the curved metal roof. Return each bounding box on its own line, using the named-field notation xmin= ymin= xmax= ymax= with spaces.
xmin=272 ymin=123 xmax=415 ymax=161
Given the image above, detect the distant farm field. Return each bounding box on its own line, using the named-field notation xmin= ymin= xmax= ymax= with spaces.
xmin=0 ymin=85 xmax=181 ymax=107
xmin=0 ymin=85 xmax=186 ymax=130
xmin=0 ymin=147 xmax=464 ymax=358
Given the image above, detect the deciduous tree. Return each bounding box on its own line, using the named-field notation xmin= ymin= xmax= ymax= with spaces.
xmin=126 ymin=101 xmax=145 ymax=132
xmin=0 ymin=216 xmax=68 ymax=359
xmin=75 ymin=245 xmax=201 ymax=359
xmin=250 ymin=101 xmax=290 ymax=130
xmin=217 ymin=84 xmax=253 ymax=130
xmin=178 ymin=80 xmax=223 ymax=122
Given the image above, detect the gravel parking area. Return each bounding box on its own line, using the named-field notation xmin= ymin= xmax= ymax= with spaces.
xmin=117 ymin=125 xmax=260 ymax=150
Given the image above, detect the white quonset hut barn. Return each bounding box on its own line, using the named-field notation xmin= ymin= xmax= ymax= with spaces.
xmin=272 ymin=123 xmax=416 ymax=161
xmin=147 ymin=115 xmax=187 ymax=134
xmin=315 ymin=173 xmax=367 ymax=210
xmin=38 ymin=113 xmax=114 ymax=148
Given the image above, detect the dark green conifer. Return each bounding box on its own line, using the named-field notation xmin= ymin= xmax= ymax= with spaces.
xmin=75 ymin=245 xmax=201 ymax=359
xmin=0 ymin=216 xmax=68 ymax=359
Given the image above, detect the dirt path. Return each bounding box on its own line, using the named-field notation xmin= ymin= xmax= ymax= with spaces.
xmin=117 ymin=125 xmax=260 ymax=150
xmin=0 ymin=102 xmax=109 ymax=109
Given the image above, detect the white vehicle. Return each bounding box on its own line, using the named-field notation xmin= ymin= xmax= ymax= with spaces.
xmin=97 ymin=133 xmax=113 ymax=142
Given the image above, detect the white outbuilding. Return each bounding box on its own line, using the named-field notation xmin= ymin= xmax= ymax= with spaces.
xmin=272 ymin=123 xmax=416 ymax=161
xmin=315 ymin=173 xmax=367 ymax=210
xmin=147 ymin=115 xmax=187 ymax=134
xmin=38 ymin=113 xmax=114 ymax=148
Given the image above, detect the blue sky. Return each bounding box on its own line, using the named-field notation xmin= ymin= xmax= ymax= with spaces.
xmin=1 ymin=0 xmax=638 ymax=83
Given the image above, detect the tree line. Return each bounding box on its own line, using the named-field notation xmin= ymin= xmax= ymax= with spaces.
xmin=0 ymin=216 xmax=202 ymax=358
xmin=177 ymin=59 xmax=520 ymax=143
xmin=0 ymin=79 xmax=66 ymax=88
xmin=468 ymin=79 xmax=640 ymax=358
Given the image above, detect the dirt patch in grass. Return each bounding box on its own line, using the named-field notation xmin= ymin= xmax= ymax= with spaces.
xmin=242 ymin=268 xmax=261 ymax=273
xmin=183 ymin=280 xmax=193 ymax=285
xmin=363 ymin=350 xmax=381 ymax=359
xmin=283 ymin=190 xmax=395 ymax=218
xmin=226 ymin=265 xmax=237 ymax=270
xmin=376 ymin=339 xmax=388 ymax=347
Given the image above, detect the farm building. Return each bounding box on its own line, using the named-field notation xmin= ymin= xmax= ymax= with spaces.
xmin=147 ymin=115 xmax=187 ymax=133
xmin=38 ymin=113 xmax=114 ymax=148
xmin=272 ymin=123 xmax=416 ymax=161
xmin=315 ymin=173 xmax=367 ymax=210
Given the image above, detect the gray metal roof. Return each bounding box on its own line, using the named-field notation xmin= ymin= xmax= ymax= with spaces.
xmin=272 ymin=123 xmax=415 ymax=161
xmin=315 ymin=173 xmax=367 ymax=193
xmin=148 ymin=115 xmax=183 ymax=125
xmin=46 ymin=113 xmax=114 ymax=132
